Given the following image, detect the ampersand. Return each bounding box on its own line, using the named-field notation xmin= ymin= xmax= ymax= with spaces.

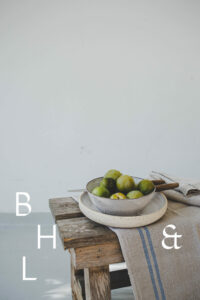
xmin=162 ymin=224 xmax=182 ymax=250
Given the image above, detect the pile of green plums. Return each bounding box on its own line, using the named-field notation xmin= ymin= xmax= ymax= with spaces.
xmin=92 ymin=169 xmax=155 ymax=199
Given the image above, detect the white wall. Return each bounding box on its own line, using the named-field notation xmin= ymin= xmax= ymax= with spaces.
xmin=1 ymin=0 xmax=200 ymax=212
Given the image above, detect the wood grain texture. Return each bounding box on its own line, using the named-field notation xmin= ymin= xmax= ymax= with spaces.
xmin=155 ymin=182 xmax=179 ymax=192
xmin=49 ymin=197 xmax=83 ymax=221
xmin=71 ymin=257 xmax=85 ymax=300
xmin=57 ymin=217 xmax=117 ymax=249
xmin=70 ymin=241 xmax=124 ymax=270
xmin=76 ymin=268 xmax=131 ymax=291
xmin=152 ymin=179 xmax=165 ymax=185
xmin=84 ymin=266 xmax=111 ymax=300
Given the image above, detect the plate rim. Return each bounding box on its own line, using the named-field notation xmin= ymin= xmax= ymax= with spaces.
xmin=79 ymin=191 xmax=168 ymax=228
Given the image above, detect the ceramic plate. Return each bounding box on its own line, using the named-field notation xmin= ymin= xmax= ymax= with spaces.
xmin=79 ymin=191 xmax=167 ymax=228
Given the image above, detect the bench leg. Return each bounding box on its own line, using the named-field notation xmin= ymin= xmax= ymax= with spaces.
xmin=84 ymin=266 xmax=111 ymax=300
xmin=71 ymin=258 xmax=85 ymax=300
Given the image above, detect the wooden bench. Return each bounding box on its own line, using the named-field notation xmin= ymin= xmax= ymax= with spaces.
xmin=49 ymin=197 xmax=131 ymax=300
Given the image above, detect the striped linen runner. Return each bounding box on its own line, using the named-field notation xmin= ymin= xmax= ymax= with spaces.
xmin=111 ymin=200 xmax=200 ymax=300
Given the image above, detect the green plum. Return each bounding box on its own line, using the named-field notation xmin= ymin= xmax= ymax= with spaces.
xmin=104 ymin=169 xmax=122 ymax=181
xmin=110 ymin=192 xmax=126 ymax=199
xmin=92 ymin=186 xmax=110 ymax=197
xmin=127 ymin=190 xmax=144 ymax=199
xmin=100 ymin=178 xmax=116 ymax=194
xmin=138 ymin=179 xmax=155 ymax=195
xmin=116 ymin=175 xmax=136 ymax=193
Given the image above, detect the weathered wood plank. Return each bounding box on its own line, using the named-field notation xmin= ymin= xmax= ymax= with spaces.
xmin=76 ymin=268 xmax=131 ymax=291
xmin=57 ymin=217 xmax=117 ymax=249
xmin=71 ymin=257 xmax=85 ymax=300
xmin=70 ymin=241 xmax=124 ymax=269
xmin=84 ymin=266 xmax=111 ymax=300
xmin=49 ymin=197 xmax=83 ymax=221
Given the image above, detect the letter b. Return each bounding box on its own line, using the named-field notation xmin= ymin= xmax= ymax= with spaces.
xmin=16 ymin=192 xmax=32 ymax=216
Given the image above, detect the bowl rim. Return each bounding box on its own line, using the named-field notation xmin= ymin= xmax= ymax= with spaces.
xmin=86 ymin=176 xmax=156 ymax=201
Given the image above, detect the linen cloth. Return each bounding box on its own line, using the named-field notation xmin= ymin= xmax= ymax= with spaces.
xmin=111 ymin=174 xmax=200 ymax=300
xmin=150 ymin=171 xmax=200 ymax=206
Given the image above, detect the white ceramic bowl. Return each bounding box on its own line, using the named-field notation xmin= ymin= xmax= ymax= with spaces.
xmin=86 ymin=176 xmax=155 ymax=216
